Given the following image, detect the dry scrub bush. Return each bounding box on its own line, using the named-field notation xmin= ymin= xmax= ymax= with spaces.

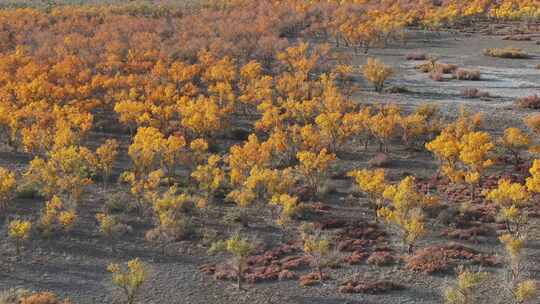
xmin=454 ymin=69 xmax=481 ymax=81
xmin=416 ymin=59 xmax=457 ymax=74
xmin=430 ymin=68 xmax=445 ymax=81
xmin=19 ymin=292 xmax=71 ymax=304
xmin=96 ymin=213 xmax=131 ymax=251
xmin=108 ymin=258 xmax=148 ymax=304
xmin=405 ymin=52 xmax=428 ymax=61
xmin=362 ymin=58 xmax=393 ymax=92
xmin=502 ymin=35 xmax=532 ymax=41
xmin=515 ymin=95 xmax=540 ymax=110
xmin=484 ymin=48 xmax=529 ymax=59
xmin=461 ymin=88 xmax=489 ymax=99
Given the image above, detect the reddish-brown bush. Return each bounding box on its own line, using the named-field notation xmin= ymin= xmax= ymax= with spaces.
xmin=367 ymin=251 xmax=395 ymax=266
xmin=367 ymin=153 xmax=390 ymax=168
xmin=339 ymin=279 xmax=404 ymax=294
xmin=299 ymin=272 xmax=329 ymax=286
xmin=502 ymin=35 xmax=532 ymax=41
xmin=406 ymin=243 xmax=498 ymax=274
xmin=278 ymin=269 xmax=297 ymax=280
xmin=343 ymin=251 xmax=369 ymax=265
xmin=405 ymin=52 xmax=428 ymax=61
xmin=440 ymin=226 xmax=493 ymax=240
xmin=515 ymin=95 xmax=540 ymax=109
xmin=454 ymin=68 xmax=481 ymax=80
xmin=406 ymin=247 xmax=450 ymax=274
xmin=461 ymin=88 xmax=490 ymax=98
xmin=430 ymin=70 xmax=444 ymax=81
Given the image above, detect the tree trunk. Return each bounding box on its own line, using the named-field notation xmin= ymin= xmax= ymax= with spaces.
xmin=407 ymin=243 xmax=413 ymax=255
xmin=237 ymin=263 xmax=243 ymax=290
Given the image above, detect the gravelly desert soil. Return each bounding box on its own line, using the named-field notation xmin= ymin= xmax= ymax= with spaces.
xmin=1 ymin=30 xmax=540 ymax=304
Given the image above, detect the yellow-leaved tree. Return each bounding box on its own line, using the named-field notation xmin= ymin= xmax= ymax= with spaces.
xmin=362 ymin=58 xmax=393 ymax=92
xmin=8 ymin=219 xmax=32 ymax=255
xmin=25 ymin=146 xmax=94 ymax=205
xmin=444 ymin=267 xmax=488 ymax=304
xmin=300 ymin=223 xmax=332 ymax=283
xmin=209 ymin=233 xmax=255 ymax=290
xmin=486 ymin=179 xmax=530 ymax=235
xmin=499 ymin=127 xmax=531 ymax=167
xmin=191 ymin=154 xmax=225 ymax=209
xmin=87 ymin=139 xmax=119 ymax=189
xmin=426 ymin=108 xmax=484 ymax=187
xmin=347 ymin=169 xmax=387 ymax=215
xmin=368 ymin=104 xmax=401 ymax=153
xmin=108 ymin=258 xmax=148 ymax=304
xmin=270 ymin=193 xmax=300 ymax=235
xmin=39 ymin=195 xmax=77 ymax=237
xmin=378 ymin=176 xmax=438 ymax=253
xmin=127 ymin=127 xmax=165 ymax=178
xmin=499 ymin=233 xmax=538 ymax=304
xmin=296 ymin=148 xmax=336 ymax=197
xmin=0 ymin=167 xmax=16 ymax=214
xmin=458 ymin=131 xmax=495 ymax=200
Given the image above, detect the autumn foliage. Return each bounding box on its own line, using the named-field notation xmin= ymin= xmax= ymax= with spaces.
xmin=1 ymin=0 xmax=540 ymax=301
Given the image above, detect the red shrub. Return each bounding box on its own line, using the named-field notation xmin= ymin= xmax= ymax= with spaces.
xmin=367 ymin=251 xmax=395 ymax=266
xmin=454 ymin=68 xmax=481 ymax=80
xmin=462 ymin=88 xmax=490 ymax=98
xmin=405 ymin=52 xmax=427 ymax=60
xmin=339 ymin=279 xmax=404 ymax=294
xmin=515 ymin=95 xmax=540 ymax=109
